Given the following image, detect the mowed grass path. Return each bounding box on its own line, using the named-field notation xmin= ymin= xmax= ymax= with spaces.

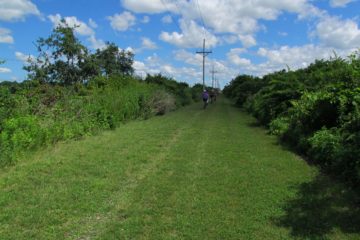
xmin=1 ymin=98 xmax=359 ymax=239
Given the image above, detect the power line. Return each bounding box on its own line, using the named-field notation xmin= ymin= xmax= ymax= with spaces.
xmin=194 ymin=0 xmax=207 ymax=39
xmin=172 ymin=0 xmax=183 ymax=16
xmin=160 ymin=0 xmax=182 ymax=32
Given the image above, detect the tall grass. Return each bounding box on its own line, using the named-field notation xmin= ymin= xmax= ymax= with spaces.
xmin=0 ymin=75 xmax=194 ymax=167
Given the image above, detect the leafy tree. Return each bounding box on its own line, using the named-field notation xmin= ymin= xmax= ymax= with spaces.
xmin=223 ymin=74 xmax=264 ymax=107
xmin=24 ymin=20 xmax=93 ymax=85
xmin=96 ymin=42 xmax=134 ymax=77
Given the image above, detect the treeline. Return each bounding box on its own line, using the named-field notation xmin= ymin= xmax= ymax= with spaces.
xmin=0 ymin=21 xmax=202 ymax=167
xmin=224 ymin=52 xmax=360 ymax=189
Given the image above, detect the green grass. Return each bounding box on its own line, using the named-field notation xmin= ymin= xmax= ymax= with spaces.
xmin=0 ymin=97 xmax=359 ymax=239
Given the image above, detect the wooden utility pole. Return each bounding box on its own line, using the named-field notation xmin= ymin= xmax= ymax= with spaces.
xmin=196 ymin=39 xmax=212 ymax=90
xmin=210 ymin=65 xmax=218 ymax=88
xmin=216 ymin=77 xmax=220 ymax=89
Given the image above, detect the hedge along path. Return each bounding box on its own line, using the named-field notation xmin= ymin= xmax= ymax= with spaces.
xmin=0 ymin=97 xmax=359 ymax=240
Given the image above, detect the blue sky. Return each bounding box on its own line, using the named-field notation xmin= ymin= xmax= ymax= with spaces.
xmin=0 ymin=0 xmax=360 ymax=87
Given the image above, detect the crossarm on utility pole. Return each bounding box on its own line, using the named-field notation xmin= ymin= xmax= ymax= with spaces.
xmin=196 ymin=39 xmax=212 ymax=90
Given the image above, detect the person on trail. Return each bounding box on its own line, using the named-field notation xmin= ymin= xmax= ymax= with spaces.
xmin=210 ymin=89 xmax=216 ymax=103
xmin=202 ymin=89 xmax=209 ymax=109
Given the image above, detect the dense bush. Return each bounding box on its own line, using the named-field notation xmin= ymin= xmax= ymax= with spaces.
xmin=223 ymin=74 xmax=264 ymax=107
xmin=191 ymin=84 xmax=204 ymax=101
xmin=0 ymin=74 xmax=196 ymax=167
xmin=0 ymin=115 xmax=45 ymax=166
xmin=224 ymin=51 xmax=360 ymax=188
xmin=0 ymin=21 xmax=198 ymax=167
xmin=144 ymin=74 xmax=196 ymax=107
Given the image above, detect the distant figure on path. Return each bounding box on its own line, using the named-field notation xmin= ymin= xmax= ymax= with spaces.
xmin=202 ymin=89 xmax=209 ymax=109
xmin=210 ymin=89 xmax=216 ymax=103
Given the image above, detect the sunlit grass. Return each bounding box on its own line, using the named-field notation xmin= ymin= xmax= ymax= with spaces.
xmin=0 ymin=98 xmax=358 ymax=239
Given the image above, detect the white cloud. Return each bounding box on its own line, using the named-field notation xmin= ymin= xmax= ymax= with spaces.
xmin=125 ymin=46 xmax=135 ymax=53
xmin=238 ymin=35 xmax=257 ymax=48
xmin=315 ymin=16 xmax=360 ymax=49
xmin=122 ymin=0 xmax=322 ymax=48
xmin=121 ymin=0 xmax=168 ymax=14
xmin=107 ymin=11 xmax=136 ymax=31
xmin=0 ymin=27 xmax=14 ymax=43
xmin=174 ymin=49 xmax=203 ymax=66
xmin=48 ymin=14 xmax=94 ymax=36
xmin=221 ymin=35 xmax=238 ymax=44
xmin=141 ymin=37 xmax=157 ymax=49
xmin=253 ymin=44 xmax=357 ymax=76
xmin=162 ymin=15 xmax=173 ymax=24
xmin=15 ymin=51 xmax=35 ymax=63
xmin=329 ymin=0 xmax=354 ymax=7
xmin=88 ymin=18 xmax=98 ymax=28
xmin=87 ymin=35 xmax=106 ymax=50
xmin=0 ymin=0 xmax=41 ymax=21
xmin=227 ymin=48 xmax=251 ymax=66
xmin=133 ymin=60 xmax=146 ymax=70
xmin=142 ymin=16 xmax=150 ymax=23
xmin=257 ymin=45 xmax=326 ymax=67
xmin=160 ymin=19 xmax=218 ymax=48
xmin=171 ymin=49 xmax=233 ymax=86
xmin=133 ymin=54 xmax=203 ymax=85
xmin=0 ymin=67 xmax=11 ymax=73
xmin=47 ymin=14 xmax=108 ymax=51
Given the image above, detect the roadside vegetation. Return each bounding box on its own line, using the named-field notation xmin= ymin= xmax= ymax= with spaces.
xmin=224 ymin=51 xmax=360 ymax=190
xmin=0 ymin=20 xmax=202 ymax=167
xmin=1 ymin=99 xmax=358 ymax=239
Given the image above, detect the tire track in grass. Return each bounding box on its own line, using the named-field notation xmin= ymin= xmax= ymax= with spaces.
xmin=71 ymin=106 xmax=204 ymax=239
xmin=0 ymin=105 xmax=202 ymax=240
xmin=94 ymin=98 xmax=316 ymax=240
xmin=95 ymin=103 xmax=213 ymax=239
xmin=1 ymin=98 xmax=358 ymax=240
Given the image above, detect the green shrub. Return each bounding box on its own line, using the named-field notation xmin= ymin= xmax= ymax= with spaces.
xmin=0 ymin=115 xmax=45 ymax=166
xmin=225 ymin=52 xmax=360 ymax=189
xmin=191 ymin=84 xmax=203 ymax=102
xmin=0 ymin=76 xmax=161 ymax=167
xmin=269 ymin=116 xmax=290 ymax=136
xmin=308 ymin=128 xmax=341 ymax=167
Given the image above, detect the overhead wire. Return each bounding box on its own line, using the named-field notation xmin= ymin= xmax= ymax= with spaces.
xmin=194 ymin=0 xmax=207 ymax=40
xmin=162 ymin=0 xmax=210 ymax=45
xmin=160 ymin=0 xmax=182 ymax=33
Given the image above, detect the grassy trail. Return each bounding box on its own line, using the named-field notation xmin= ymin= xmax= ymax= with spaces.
xmin=0 ymin=98 xmax=359 ymax=239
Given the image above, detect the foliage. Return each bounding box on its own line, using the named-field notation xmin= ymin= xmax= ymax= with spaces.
xmin=223 ymin=74 xmax=264 ymax=107
xmin=191 ymin=83 xmax=204 ymax=101
xmin=224 ymin=51 xmax=360 ymax=187
xmin=95 ymin=42 xmax=134 ymax=76
xmin=269 ymin=116 xmax=290 ymax=136
xmin=144 ymin=74 xmax=194 ymax=107
xmin=0 ymin=72 xmax=196 ymax=166
xmin=0 ymin=115 xmax=45 ymax=166
xmin=24 ymin=20 xmax=134 ymax=85
xmin=24 ymin=20 xmax=89 ymax=85
xmin=308 ymin=128 xmax=341 ymax=168
xmin=0 ymin=18 xmax=199 ymax=167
